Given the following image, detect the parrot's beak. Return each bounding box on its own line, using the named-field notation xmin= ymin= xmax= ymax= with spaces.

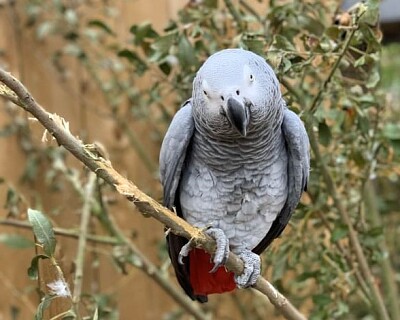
xmin=226 ymin=97 xmax=250 ymax=137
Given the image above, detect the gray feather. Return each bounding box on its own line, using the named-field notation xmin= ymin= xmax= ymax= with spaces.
xmin=281 ymin=107 xmax=310 ymax=222
xmin=159 ymin=100 xmax=194 ymax=208
xmin=253 ymin=107 xmax=309 ymax=253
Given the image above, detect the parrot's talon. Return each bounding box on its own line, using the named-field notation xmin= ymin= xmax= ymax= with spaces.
xmin=178 ymin=238 xmax=195 ymax=265
xmin=209 ymin=263 xmax=220 ymax=274
xmin=164 ymin=228 xmax=171 ymax=236
xmin=200 ymin=225 xmax=212 ymax=232
xmin=204 ymin=227 xmax=230 ymax=272
xmin=234 ymin=250 xmax=261 ymax=288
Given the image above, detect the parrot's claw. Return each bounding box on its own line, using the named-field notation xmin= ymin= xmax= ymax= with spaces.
xmin=178 ymin=240 xmax=194 ymax=265
xmin=234 ymin=250 xmax=261 ymax=288
xmin=205 ymin=227 xmax=230 ymax=273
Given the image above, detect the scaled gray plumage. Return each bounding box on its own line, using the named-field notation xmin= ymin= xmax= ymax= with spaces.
xmin=159 ymin=48 xmax=310 ymax=302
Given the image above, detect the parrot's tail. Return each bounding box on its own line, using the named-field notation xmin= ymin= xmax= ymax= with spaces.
xmin=189 ymin=248 xmax=236 ymax=296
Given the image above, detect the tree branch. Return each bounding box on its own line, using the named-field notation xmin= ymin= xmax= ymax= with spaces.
xmin=0 ymin=218 xmax=120 ymax=245
xmin=0 ymin=68 xmax=306 ymax=320
xmin=72 ymin=172 xmax=96 ymax=318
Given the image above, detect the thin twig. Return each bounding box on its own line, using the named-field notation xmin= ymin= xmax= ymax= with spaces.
xmin=0 ymin=218 xmax=120 ymax=245
xmin=72 ymin=172 xmax=97 ymax=317
xmin=0 ymin=68 xmax=307 ymax=320
xmin=306 ymin=25 xmax=358 ymax=115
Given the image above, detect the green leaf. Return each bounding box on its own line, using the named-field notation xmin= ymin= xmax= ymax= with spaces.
xmin=318 ymin=121 xmax=332 ymax=147
xmin=359 ymin=0 xmax=379 ymax=26
xmin=357 ymin=115 xmax=370 ymax=134
xmin=158 ymin=62 xmax=171 ymax=76
xmin=297 ymin=270 xmax=319 ymax=281
xmin=383 ymin=123 xmax=400 ymax=140
xmin=272 ymin=255 xmax=287 ymax=281
xmin=312 ymin=293 xmax=331 ymax=307
xmin=177 ymin=36 xmax=197 ymax=68
xmin=0 ymin=234 xmax=35 ymax=249
xmin=150 ymin=32 xmax=177 ymax=61
xmin=27 ymin=209 xmax=56 ymax=256
xmin=297 ymin=14 xmax=325 ymax=36
xmin=130 ymin=22 xmax=159 ymax=45
xmin=88 ymin=20 xmax=115 ymax=35
xmin=35 ymin=295 xmax=55 ymax=320
xmin=204 ymin=0 xmax=217 ymax=8
xmin=241 ymin=34 xmax=265 ymax=55
xmin=272 ymin=35 xmax=296 ymax=51
xmin=27 ymin=254 xmax=49 ymax=280
xmin=350 ymin=150 xmax=366 ymax=167
xmin=367 ymin=226 xmax=383 ymax=238
xmin=118 ymin=49 xmax=148 ymax=75
xmin=325 ymin=26 xmax=340 ymax=40
xmin=281 ymin=57 xmax=292 ymax=73
xmin=331 ymin=225 xmax=348 ymax=242
xmin=366 ymin=70 xmax=380 ymax=89
xmin=354 ymin=55 xmax=366 ymax=68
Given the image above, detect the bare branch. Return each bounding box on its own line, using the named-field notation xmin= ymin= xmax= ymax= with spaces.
xmin=0 ymin=218 xmax=120 ymax=245
xmin=72 ymin=172 xmax=97 ymax=318
xmin=0 ymin=68 xmax=307 ymax=320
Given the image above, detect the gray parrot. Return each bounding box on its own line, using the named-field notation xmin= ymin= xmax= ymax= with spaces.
xmin=159 ymin=48 xmax=310 ymax=302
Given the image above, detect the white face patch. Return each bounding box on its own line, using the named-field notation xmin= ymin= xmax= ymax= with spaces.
xmin=202 ymin=79 xmax=211 ymax=97
xmin=243 ymin=64 xmax=255 ymax=85
xmin=198 ymin=62 xmax=259 ymax=114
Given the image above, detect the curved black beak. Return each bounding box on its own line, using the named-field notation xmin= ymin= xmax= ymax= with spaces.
xmin=226 ymin=98 xmax=250 ymax=136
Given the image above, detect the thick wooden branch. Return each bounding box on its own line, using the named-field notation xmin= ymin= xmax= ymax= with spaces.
xmin=0 ymin=69 xmax=306 ymax=320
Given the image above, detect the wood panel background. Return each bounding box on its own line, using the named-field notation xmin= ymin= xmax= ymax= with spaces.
xmin=0 ymin=1 xmax=206 ymax=319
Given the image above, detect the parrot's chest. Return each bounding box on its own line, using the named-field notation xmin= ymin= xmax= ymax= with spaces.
xmin=179 ymin=145 xmax=288 ymax=250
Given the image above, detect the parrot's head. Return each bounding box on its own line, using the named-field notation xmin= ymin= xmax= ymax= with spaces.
xmin=192 ymin=48 xmax=282 ymax=138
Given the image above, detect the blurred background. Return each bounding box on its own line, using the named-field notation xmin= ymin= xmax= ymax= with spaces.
xmin=0 ymin=0 xmax=399 ymax=319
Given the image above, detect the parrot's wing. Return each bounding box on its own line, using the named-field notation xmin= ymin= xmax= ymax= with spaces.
xmin=159 ymin=100 xmax=195 ymax=208
xmin=253 ymin=108 xmax=310 ymax=254
xmin=159 ymin=100 xmax=207 ymax=302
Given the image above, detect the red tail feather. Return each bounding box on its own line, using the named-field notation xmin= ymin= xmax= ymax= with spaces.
xmin=189 ymin=248 xmax=236 ymax=296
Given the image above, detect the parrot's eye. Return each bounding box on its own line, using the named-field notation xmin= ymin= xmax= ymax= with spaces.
xmin=236 ymin=90 xmax=240 ymax=96
xmin=220 ymin=96 xmax=225 ymax=101
xmin=249 ymin=74 xmax=254 ymax=81
xmin=203 ymin=90 xmax=208 ymax=96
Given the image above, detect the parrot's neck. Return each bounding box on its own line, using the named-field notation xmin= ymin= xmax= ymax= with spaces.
xmin=192 ymin=107 xmax=284 ymax=170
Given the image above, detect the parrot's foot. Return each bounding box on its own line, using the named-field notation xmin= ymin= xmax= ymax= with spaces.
xmin=234 ymin=250 xmax=261 ymax=288
xmin=204 ymin=227 xmax=230 ymax=273
xmin=178 ymin=239 xmax=194 ymax=264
